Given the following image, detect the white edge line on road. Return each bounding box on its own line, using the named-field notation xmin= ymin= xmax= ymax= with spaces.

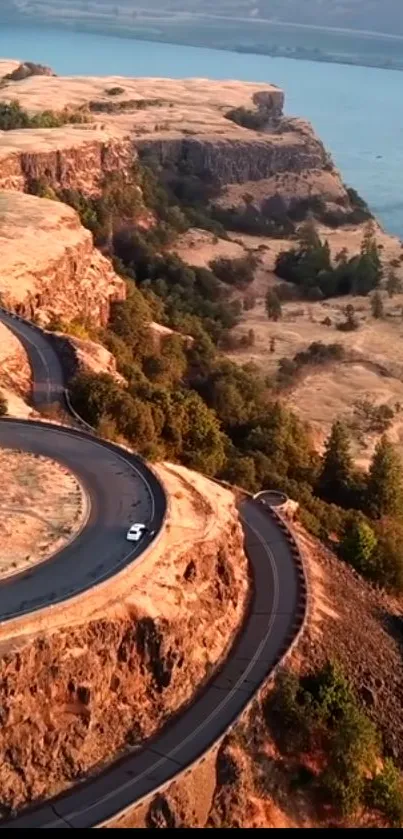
xmin=0 ymin=422 xmax=157 ymax=622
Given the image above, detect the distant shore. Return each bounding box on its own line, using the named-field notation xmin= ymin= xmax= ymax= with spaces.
xmin=4 ymin=14 xmax=403 ymax=74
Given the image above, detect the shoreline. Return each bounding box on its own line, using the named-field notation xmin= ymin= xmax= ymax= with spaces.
xmin=3 ymin=17 xmax=403 ymax=75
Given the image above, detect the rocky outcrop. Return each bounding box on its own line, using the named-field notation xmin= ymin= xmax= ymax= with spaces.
xmin=48 ymin=331 xmax=123 ymax=383
xmin=3 ymin=61 xmax=56 ymax=82
xmin=0 ymin=191 xmax=125 ymax=326
xmin=0 ymin=321 xmax=32 ymax=418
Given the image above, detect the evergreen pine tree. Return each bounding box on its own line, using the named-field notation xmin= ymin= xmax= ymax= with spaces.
xmin=367 ymin=435 xmax=403 ymax=519
xmin=318 ymin=420 xmax=353 ymax=504
xmin=355 ymin=221 xmax=383 ymax=294
xmin=339 ymin=513 xmax=377 ymax=575
xmin=386 ymin=269 xmax=402 ymax=298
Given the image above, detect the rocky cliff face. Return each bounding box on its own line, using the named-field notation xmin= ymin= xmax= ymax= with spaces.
xmin=0 ymin=191 xmax=125 ymax=326
xmin=0 ymin=464 xmax=249 ymax=814
xmin=0 ymin=74 xmax=352 ymax=219
xmin=137 ymin=120 xmax=330 ymax=187
xmin=0 ymin=131 xmax=134 ymax=195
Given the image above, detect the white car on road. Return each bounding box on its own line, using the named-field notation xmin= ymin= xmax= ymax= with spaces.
xmin=126 ymin=523 xmax=155 ymax=543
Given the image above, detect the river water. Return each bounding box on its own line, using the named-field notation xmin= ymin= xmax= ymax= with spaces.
xmin=1 ymin=23 xmax=402 ymax=238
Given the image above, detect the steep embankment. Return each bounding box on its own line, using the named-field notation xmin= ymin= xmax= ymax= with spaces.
xmin=204 ymin=521 xmax=403 ymax=830
xmin=0 ymin=464 xmax=249 ymax=815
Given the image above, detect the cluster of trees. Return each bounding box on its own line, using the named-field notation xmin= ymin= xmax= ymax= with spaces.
xmin=317 ymin=423 xmax=403 ymax=590
xmin=38 ymin=156 xmax=403 ymax=596
xmin=70 ymin=283 xmax=317 ymax=493
xmin=275 ymin=220 xmax=383 ymax=299
xmin=268 ymin=663 xmax=403 ymax=825
xmin=0 ymin=99 xmax=89 ymax=130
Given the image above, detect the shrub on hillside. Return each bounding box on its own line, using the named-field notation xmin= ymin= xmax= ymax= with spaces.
xmin=265 ymin=663 xmax=382 ymax=818
xmin=277 ymin=342 xmax=345 ymax=389
xmin=365 ymin=760 xmax=403 ymax=827
xmin=209 ymin=254 xmax=257 ymax=288
xmin=225 ymin=106 xmax=269 ymax=131
xmin=0 ymin=99 xmax=90 ymax=130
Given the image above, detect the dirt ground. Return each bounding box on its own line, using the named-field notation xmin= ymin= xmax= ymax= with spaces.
xmin=230 ymin=291 xmax=403 ymax=465
xmin=0 ymin=449 xmax=86 ymax=579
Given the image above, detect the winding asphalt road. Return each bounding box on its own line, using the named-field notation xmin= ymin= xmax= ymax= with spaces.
xmin=0 ymin=310 xmax=166 ymax=622
xmin=0 ymin=310 xmax=302 ymax=829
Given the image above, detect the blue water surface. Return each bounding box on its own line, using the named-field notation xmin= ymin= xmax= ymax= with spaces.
xmin=1 ymin=23 xmax=402 ymax=237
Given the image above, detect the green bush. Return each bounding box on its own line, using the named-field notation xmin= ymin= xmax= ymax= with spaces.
xmin=339 ymin=513 xmax=378 ymax=576
xmin=266 ymin=663 xmax=382 ymax=818
xmin=105 ymin=86 xmax=125 ymax=96
xmin=365 ymin=760 xmax=403 ymax=827
xmin=277 ymin=342 xmax=345 ymax=389
xmin=210 ymin=255 xmax=257 ymax=288
xmin=0 ymin=99 xmax=90 ymax=130
xmin=371 ymin=519 xmax=403 ymax=593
